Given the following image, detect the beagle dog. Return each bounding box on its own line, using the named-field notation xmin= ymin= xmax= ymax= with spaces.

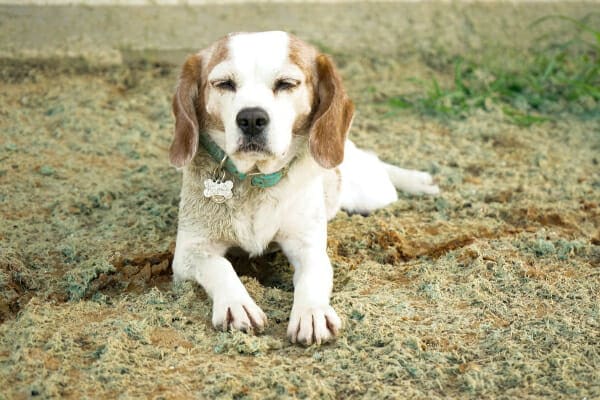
xmin=170 ymin=31 xmax=439 ymax=345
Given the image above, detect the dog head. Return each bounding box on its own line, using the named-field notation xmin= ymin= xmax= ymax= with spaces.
xmin=169 ymin=31 xmax=355 ymax=174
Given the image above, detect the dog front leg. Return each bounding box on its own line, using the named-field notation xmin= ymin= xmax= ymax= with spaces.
xmin=172 ymin=235 xmax=267 ymax=333
xmin=278 ymin=235 xmax=342 ymax=346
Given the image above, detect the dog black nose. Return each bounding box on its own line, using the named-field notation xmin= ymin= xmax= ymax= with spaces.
xmin=236 ymin=107 xmax=269 ymax=136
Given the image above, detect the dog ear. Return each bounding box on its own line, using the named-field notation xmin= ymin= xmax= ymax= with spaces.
xmin=170 ymin=54 xmax=204 ymax=168
xmin=308 ymin=54 xmax=355 ymax=169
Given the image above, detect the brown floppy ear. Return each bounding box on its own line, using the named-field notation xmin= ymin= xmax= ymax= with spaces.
xmin=308 ymin=54 xmax=355 ymax=169
xmin=170 ymin=54 xmax=204 ymax=168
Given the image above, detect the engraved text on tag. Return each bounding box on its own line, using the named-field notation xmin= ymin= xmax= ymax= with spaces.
xmin=204 ymin=179 xmax=233 ymax=203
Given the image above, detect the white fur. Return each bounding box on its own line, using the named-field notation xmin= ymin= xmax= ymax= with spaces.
xmin=172 ymin=32 xmax=439 ymax=346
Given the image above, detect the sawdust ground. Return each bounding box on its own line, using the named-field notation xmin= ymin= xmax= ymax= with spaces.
xmin=1 ymin=4 xmax=599 ymax=400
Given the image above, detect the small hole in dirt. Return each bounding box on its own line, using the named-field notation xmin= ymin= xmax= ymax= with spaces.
xmin=226 ymin=246 xmax=293 ymax=292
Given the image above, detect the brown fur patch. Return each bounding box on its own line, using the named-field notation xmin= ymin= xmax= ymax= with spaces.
xmin=308 ymin=54 xmax=354 ymax=169
xmin=291 ymin=113 xmax=312 ymax=135
xmin=202 ymin=37 xmax=230 ymax=135
xmin=169 ymin=38 xmax=231 ymax=167
xmin=288 ymin=34 xmax=318 ymax=136
xmin=169 ymin=54 xmax=204 ymax=168
xmin=205 ymin=36 xmax=230 ymax=77
xmin=288 ymin=34 xmax=317 ymax=90
xmin=206 ymin=110 xmax=225 ymax=132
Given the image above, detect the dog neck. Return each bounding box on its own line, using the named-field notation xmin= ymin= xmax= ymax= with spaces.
xmin=198 ymin=133 xmax=293 ymax=189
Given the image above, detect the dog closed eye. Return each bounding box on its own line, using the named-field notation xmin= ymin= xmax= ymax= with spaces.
xmin=273 ymin=78 xmax=300 ymax=92
xmin=212 ymin=78 xmax=237 ymax=92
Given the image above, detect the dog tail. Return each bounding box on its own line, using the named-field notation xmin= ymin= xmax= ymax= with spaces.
xmin=384 ymin=163 xmax=440 ymax=195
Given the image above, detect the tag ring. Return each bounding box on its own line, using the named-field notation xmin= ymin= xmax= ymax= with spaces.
xmin=211 ymin=154 xmax=228 ymax=182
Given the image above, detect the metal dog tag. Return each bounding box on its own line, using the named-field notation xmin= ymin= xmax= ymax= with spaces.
xmin=203 ymin=178 xmax=233 ymax=203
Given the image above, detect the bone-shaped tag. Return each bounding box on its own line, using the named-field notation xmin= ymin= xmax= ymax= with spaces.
xmin=203 ymin=179 xmax=233 ymax=203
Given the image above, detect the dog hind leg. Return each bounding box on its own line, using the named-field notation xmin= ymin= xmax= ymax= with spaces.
xmin=338 ymin=141 xmax=439 ymax=215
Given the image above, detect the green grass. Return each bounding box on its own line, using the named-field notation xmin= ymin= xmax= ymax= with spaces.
xmin=389 ymin=15 xmax=599 ymax=126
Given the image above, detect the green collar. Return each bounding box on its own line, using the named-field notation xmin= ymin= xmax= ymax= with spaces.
xmin=198 ymin=133 xmax=287 ymax=188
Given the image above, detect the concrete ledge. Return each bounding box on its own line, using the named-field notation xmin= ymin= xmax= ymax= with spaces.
xmin=0 ymin=2 xmax=596 ymax=66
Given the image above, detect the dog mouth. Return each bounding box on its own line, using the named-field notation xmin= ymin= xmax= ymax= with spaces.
xmin=229 ymin=136 xmax=294 ymax=174
xmin=236 ymin=140 xmax=272 ymax=155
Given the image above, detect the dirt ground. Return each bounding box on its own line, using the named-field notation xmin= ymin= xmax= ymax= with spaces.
xmin=1 ymin=3 xmax=599 ymax=399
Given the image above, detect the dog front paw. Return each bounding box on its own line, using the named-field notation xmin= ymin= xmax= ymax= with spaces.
xmin=287 ymin=304 xmax=342 ymax=346
xmin=212 ymin=297 xmax=267 ymax=333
